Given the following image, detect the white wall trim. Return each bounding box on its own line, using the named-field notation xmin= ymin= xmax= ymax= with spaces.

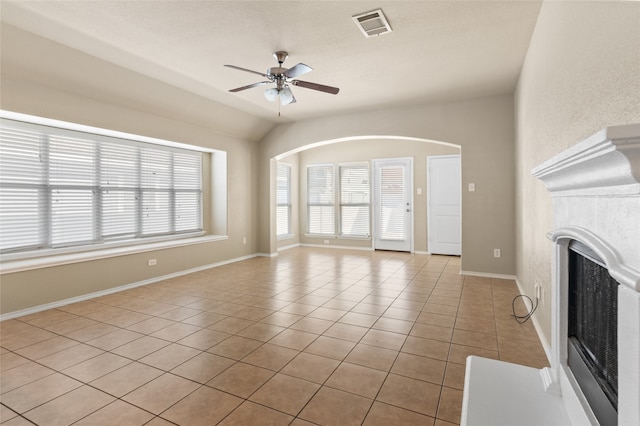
xmin=256 ymin=252 xmax=278 ymax=258
xmin=414 ymin=250 xmax=431 ymax=255
xmin=277 ymin=243 xmax=301 ymax=252
xmin=515 ymin=277 xmax=552 ymax=363
xmin=460 ymin=270 xmax=516 ymax=280
xmin=0 ymin=253 xmax=259 ymax=321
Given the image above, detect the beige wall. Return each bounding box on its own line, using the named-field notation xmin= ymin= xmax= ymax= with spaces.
xmin=258 ymin=95 xmax=517 ymax=276
xmin=515 ymin=1 xmax=640 ymax=347
xmin=0 ymin=29 xmax=263 ymax=315
xmin=295 ymin=139 xmax=459 ymax=252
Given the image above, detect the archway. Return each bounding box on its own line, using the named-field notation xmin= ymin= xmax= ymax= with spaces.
xmin=269 ymin=135 xmax=461 ymax=255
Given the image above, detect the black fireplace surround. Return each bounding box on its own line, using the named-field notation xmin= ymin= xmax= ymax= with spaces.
xmin=568 ymin=240 xmax=619 ymax=426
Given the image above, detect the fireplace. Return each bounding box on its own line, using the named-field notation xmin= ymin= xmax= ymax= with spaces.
xmin=568 ymin=241 xmax=618 ymax=426
xmin=460 ymin=123 xmax=640 ymax=426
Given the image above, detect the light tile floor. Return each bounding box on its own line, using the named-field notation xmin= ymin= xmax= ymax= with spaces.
xmin=0 ymin=248 xmax=548 ymax=425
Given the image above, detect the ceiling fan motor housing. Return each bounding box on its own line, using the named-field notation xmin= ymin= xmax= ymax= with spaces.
xmin=268 ymin=67 xmax=287 ymax=90
xmin=273 ymin=51 xmax=288 ymax=65
xmin=268 ymin=67 xmax=287 ymax=77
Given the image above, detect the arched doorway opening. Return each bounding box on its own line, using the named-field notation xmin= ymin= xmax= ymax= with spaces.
xmin=269 ymin=135 xmax=461 ymax=255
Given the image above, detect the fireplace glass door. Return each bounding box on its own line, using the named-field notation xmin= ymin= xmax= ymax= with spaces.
xmin=568 ymin=240 xmax=618 ymax=426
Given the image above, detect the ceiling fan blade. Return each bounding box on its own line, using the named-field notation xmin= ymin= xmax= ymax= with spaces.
xmin=224 ymin=64 xmax=269 ymax=78
xmin=291 ymin=79 xmax=339 ymax=95
xmin=229 ymin=81 xmax=271 ymax=92
xmin=284 ymin=63 xmax=312 ymax=79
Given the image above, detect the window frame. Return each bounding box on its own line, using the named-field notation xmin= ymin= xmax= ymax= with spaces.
xmin=305 ymin=162 xmax=371 ymax=239
xmin=306 ymin=163 xmax=336 ymax=237
xmin=0 ymin=110 xmax=227 ymax=271
xmin=338 ymin=162 xmax=371 ymax=238
xmin=276 ymin=162 xmax=292 ymax=239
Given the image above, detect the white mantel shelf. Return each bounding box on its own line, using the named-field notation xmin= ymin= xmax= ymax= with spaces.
xmin=532 ymin=123 xmax=640 ymax=197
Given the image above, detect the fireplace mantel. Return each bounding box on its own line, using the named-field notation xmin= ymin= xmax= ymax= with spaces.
xmin=532 ymin=124 xmax=640 ymax=197
xmin=461 ymin=124 xmax=640 ymax=426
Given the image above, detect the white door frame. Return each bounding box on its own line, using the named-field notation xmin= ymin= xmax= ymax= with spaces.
xmin=427 ymin=154 xmax=461 ymax=255
xmin=372 ymin=157 xmax=413 ymax=252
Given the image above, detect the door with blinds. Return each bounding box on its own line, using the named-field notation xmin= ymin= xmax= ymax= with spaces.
xmin=373 ymin=158 xmax=412 ymax=252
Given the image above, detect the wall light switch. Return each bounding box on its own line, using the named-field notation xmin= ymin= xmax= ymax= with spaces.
xmin=468 ymin=183 xmax=476 ymax=192
xmin=417 ymin=188 xmax=422 ymax=195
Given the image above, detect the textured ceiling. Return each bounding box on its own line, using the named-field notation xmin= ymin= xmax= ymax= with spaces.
xmin=1 ymin=1 xmax=542 ymax=125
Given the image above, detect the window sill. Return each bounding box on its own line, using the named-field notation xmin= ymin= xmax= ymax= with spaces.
xmin=338 ymin=235 xmax=371 ymax=241
xmin=0 ymin=234 xmax=228 ymax=274
xmin=304 ymin=234 xmax=336 ymax=239
xmin=277 ymin=233 xmax=296 ymax=241
xmin=303 ymin=234 xmax=371 ymax=241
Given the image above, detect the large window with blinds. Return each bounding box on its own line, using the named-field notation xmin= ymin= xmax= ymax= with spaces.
xmin=276 ymin=163 xmax=291 ymax=237
xmin=306 ymin=163 xmax=370 ymax=237
xmin=0 ymin=117 xmax=203 ymax=255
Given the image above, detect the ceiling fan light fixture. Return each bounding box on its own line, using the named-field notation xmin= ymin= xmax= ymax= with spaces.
xmin=264 ymin=87 xmax=278 ymax=102
xmin=279 ymin=86 xmax=294 ymax=105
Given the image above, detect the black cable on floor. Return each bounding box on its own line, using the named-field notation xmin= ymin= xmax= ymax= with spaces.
xmin=511 ymin=294 xmax=538 ymax=324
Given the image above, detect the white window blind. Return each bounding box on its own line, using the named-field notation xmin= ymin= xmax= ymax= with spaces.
xmin=340 ymin=164 xmax=370 ymax=237
xmin=276 ymin=163 xmax=291 ymax=237
xmin=379 ymin=166 xmax=405 ymax=240
xmin=307 ymin=164 xmax=335 ymax=235
xmin=0 ymin=118 xmax=203 ymax=254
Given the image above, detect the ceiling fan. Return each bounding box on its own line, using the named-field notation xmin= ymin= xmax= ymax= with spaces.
xmin=224 ymin=51 xmax=339 ymax=106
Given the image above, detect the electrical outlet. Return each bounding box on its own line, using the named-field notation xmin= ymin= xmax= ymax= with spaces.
xmin=242 ymin=237 xmax=246 ymax=245
xmin=493 ymin=249 xmax=501 ymax=258
xmin=535 ymin=282 xmax=545 ymax=306
xmin=323 ymin=240 xmax=330 ymax=244
xmin=468 ymin=183 xmax=476 ymax=192
xmin=148 ymin=259 xmax=157 ymax=266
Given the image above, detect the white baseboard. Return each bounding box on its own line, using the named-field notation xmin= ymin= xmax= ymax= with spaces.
xmin=0 ymin=253 xmax=260 ymax=321
xmin=256 ymin=252 xmax=278 ymax=258
xmin=413 ymin=250 xmax=431 ymax=255
xmin=515 ymin=277 xmax=552 ymax=364
xmin=460 ymin=270 xmax=516 ymax=280
xmin=277 ymin=243 xmax=301 ymax=252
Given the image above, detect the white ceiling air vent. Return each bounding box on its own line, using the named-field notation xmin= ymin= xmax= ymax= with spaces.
xmin=352 ymin=9 xmax=392 ymax=38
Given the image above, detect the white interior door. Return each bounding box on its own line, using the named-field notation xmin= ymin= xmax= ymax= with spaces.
xmin=427 ymin=155 xmax=461 ymax=255
xmin=373 ymin=158 xmax=412 ymax=252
